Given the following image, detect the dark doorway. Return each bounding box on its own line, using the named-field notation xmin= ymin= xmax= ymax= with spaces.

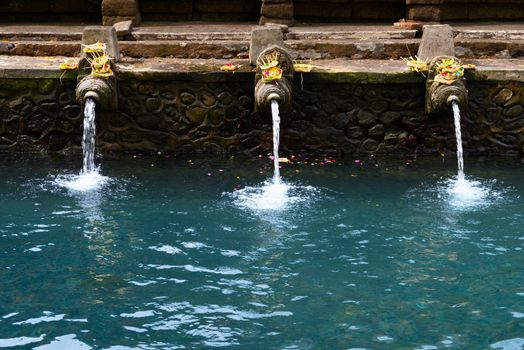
xmin=0 ymin=0 xmax=102 ymax=22
xmin=294 ymin=0 xmax=405 ymax=22
xmin=141 ymin=0 xmax=262 ymax=22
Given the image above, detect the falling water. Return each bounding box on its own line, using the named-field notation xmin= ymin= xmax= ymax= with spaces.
xmin=271 ymin=99 xmax=281 ymax=184
xmin=54 ymin=97 xmax=108 ymax=192
xmin=82 ymin=98 xmax=96 ymax=174
xmin=445 ymin=100 xmax=491 ymax=208
xmin=451 ymin=101 xmax=465 ymax=180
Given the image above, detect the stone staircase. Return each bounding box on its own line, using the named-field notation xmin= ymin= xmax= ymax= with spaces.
xmin=0 ymin=22 xmax=523 ymax=60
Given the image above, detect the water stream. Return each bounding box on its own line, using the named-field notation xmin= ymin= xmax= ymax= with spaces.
xmin=82 ymin=98 xmax=96 ymax=174
xmin=271 ymin=99 xmax=281 ymax=184
xmin=446 ymin=100 xmax=491 ymax=208
xmin=452 ymin=101 xmax=465 ymax=181
xmin=55 ymin=97 xmax=108 ymax=192
xmin=229 ymin=99 xmax=319 ymax=211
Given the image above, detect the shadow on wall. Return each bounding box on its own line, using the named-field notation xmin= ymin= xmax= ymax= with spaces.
xmin=293 ymin=0 xmax=405 ymax=23
xmin=139 ymin=0 xmax=263 ymax=22
xmin=440 ymin=0 xmax=524 ymax=21
xmin=0 ymin=0 xmax=102 ymax=22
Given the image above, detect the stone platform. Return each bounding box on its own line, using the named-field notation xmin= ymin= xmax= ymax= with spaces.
xmin=1 ymin=56 xmax=522 ymax=83
xmin=0 ymin=22 xmax=523 ymax=157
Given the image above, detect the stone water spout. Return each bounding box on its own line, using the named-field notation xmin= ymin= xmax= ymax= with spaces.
xmin=254 ymin=45 xmax=294 ymax=112
xmin=417 ymin=24 xmax=468 ymax=114
xmin=249 ymin=26 xmax=294 ymax=113
xmin=75 ymin=26 xmax=119 ymax=110
xmin=425 ymin=55 xmax=468 ymax=114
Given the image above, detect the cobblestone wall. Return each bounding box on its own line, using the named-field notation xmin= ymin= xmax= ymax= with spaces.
xmin=0 ymin=77 xmax=523 ymax=157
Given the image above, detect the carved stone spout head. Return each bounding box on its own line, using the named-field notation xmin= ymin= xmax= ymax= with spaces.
xmin=76 ymin=75 xmax=118 ymax=110
xmin=425 ymin=55 xmax=468 ymax=114
xmin=254 ymin=45 xmax=294 ymax=113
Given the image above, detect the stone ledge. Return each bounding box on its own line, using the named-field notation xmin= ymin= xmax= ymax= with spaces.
xmin=0 ymin=56 xmax=523 ymax=83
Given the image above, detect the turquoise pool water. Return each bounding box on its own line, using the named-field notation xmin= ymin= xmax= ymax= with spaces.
xmin=1 ymin=155 xmax=523 ymax=349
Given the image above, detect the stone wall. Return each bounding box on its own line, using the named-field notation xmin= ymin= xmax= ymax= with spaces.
xmin=0 ymin=0 xmax=102 ymax=22
xmin=139 ymin=0 xmax=262 ymax=22
xmin=0 ymin=78 xmax=82 ymax=153
xmin=0 ymin=76 xmax=523 ymax=157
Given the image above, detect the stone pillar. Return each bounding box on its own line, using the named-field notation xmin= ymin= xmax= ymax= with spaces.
xmin=260 ymin=0 xmax=294 ymax=26
xmin=102 ymin=0 xmax=141 ymax=26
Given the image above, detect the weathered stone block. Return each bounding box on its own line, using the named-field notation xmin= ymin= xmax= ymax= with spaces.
xmin=82 ymin=26 xmax=120 ymax=62
xmin=113 ymin=20 xmax=133 ymax=39
xmin=505 ymin=105 xmax=523 ymax=118
xmin=407 ymin=5 xmax=441 ymax=21
xmin=261 ymin=3 xmax=294 ymax=19
xmin=259 ymin=16 xmax=295 ymax=25
xmin=180 ymin=92 xmax=196 ymax=105
xmin=493 ymin=88 xmax=513 ymax=105
xmin=102 ymin=0 xmax=139 ymax=16
xmin=380 ymin=111 xmax=401 ymax=125
xmin=357 ymin=109 xmax=377 ymax=126
xmin=417 ymin=24 xmax=454 ymax=61
xmin=249 ymin=26 xmax=286 ymax=65
xmin=186 ymin=107 xmax=207 ymax=125
xmin=368 ymin=124 xmax=385 ymax=138
xmin=103 ymin=14 xmax=141 ymax=26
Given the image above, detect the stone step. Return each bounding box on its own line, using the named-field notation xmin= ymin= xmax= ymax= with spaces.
xmin=0 ymin=41 xmax=81 ymax=57
xmin=286 ymin=29 xmax=417 ymax=40
xmin=1 ymin=56 xmax=522 ymax=85
xmin=454 ymin=29 xmax=524 ymax=40
xmin=288 ymin=39 xmax=419 ymax=60
xmin=455 ymin=39 xmax=524 ymax=59
xmin=1 ymin=37 xmax=522 ymax=60
xmin=131 ymin=30 xmax=251 ymax=41
xmin=119 ymin=40 xmax=250 ymax=59
xmin=0 ymin=24 xmax=84 ymax=41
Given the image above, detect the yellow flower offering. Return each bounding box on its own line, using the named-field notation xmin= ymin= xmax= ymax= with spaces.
xmin=59 ymin=59 xmax=78 ymax=70
xmin=82 ymin=42 xmax=107 ymax=54
xmin=261 ymin=66 xmax=283 ymax=83
xmin=220 ymin=63 xmax=240 ymax=72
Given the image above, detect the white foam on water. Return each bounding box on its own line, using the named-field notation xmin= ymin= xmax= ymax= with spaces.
xmin=55 ymin=170 xmax=109 ymax=192
xmin=237 ymin=180 xmax=289 ymax=211
xmin=406 ymin=175 xmax=510 ymax=213
xmin=228 ymin=178 xmax=320 ymax=214
xmin=445 ymin=176 xmax=501 ymax=210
